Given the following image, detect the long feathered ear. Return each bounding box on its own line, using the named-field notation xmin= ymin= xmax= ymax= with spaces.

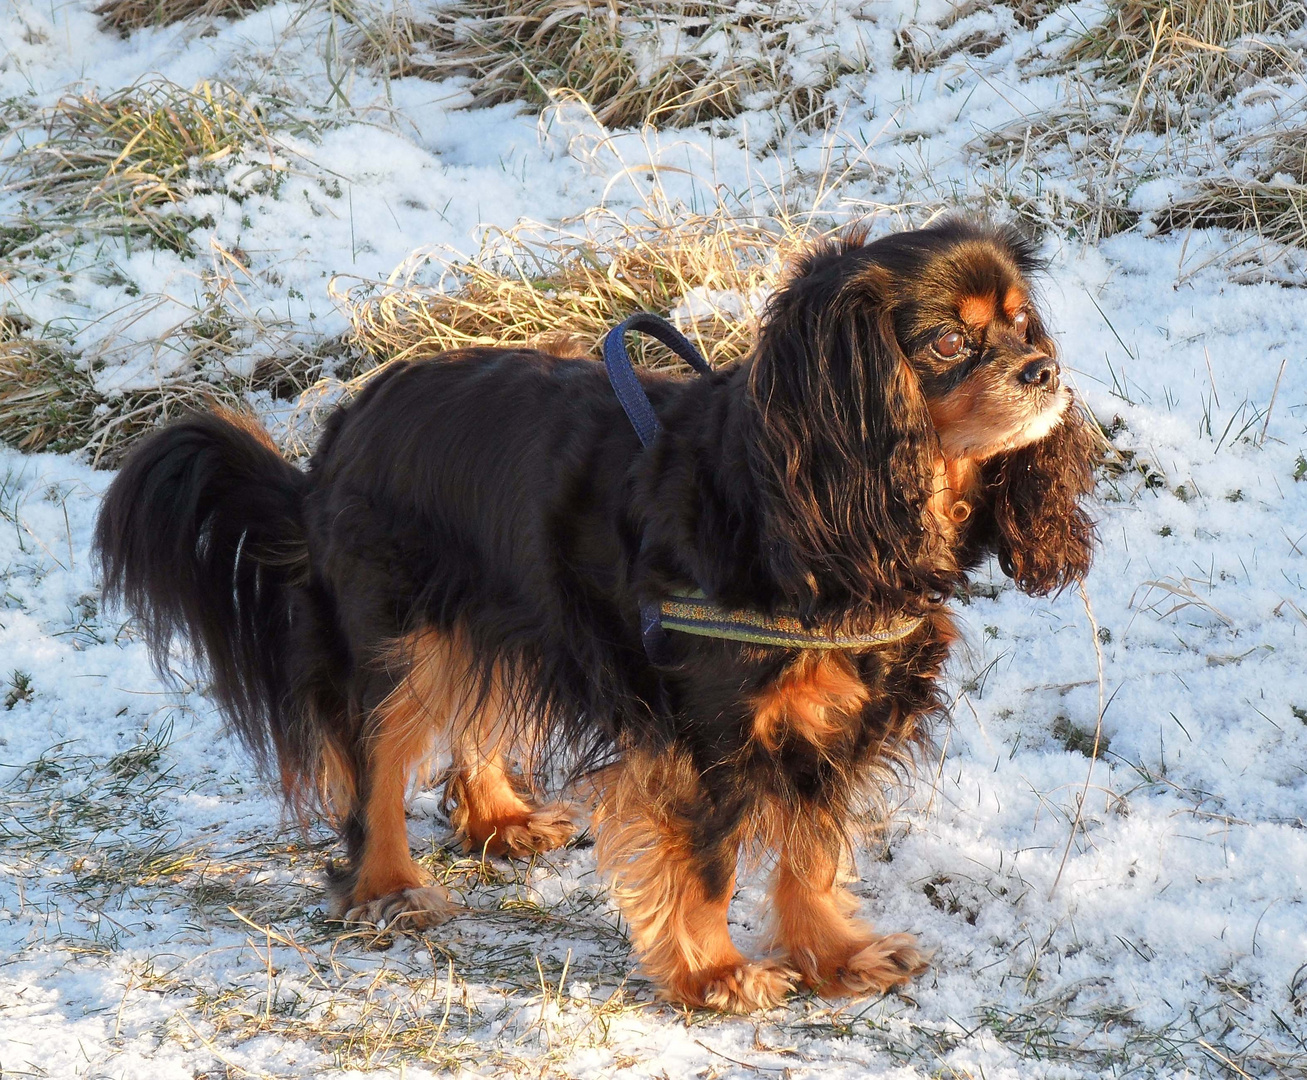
xmin=746 ymin=249 xmax=949 ymax=614
xmin=983 ymin=401 xmax=1099 ymax=595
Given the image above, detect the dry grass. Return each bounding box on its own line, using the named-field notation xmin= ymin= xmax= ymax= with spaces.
xmin=0 ymin=322 xmax=102 ymax=457
xmin=0 ymin=311 xmax=347 ymax=466
xmin=352 ymin=0 xmax=864 ymax=130
xmin=0 ymin=78 xmax=336 ymax=465
xmin=3 ymin=136 xmax=826 ymax=465
xmin=286 ymin=180 xmax=840 ymax=456
xmin=965 ymin=93 xmax=1150 ymax=240
xmin=0 ymin=336 xmax=236 ymax=466
xmin=966 ymin=3 xmax=1304 ymax=242
xmin=893 ymin=0 xmax=1046 ymax=74
xmin=968 ymin=2 xmax=1304 ymax=245
xmin=181 ymin=872 xmax=639 ymax=1076
xmin=1065 ymin=0 xmax=1305 ymax=99
xmin=336 ymin=199 xmax=825 ymax=380
xmin=888 ymin=0 xmax=1079 ymax=73
xmin=2 ymin=77 xmax=291 ymax=257
xmin=1162 ymin=120 xmax=1307 ymax=254
xmin=1007 ymin=0 xmax=1073 ymax=28
xmin=94 ymin=0 xmax=273 ymax=34
xmin=0 ymin=719 xmax=642 ymax=1076
xmin=5 ymin=179 xmax=829 ymax=467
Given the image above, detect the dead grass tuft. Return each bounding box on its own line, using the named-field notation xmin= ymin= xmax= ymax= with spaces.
xmin=336 ymin=199 xmax=826 ymax=381
xmin=0 ymin=79 xmax=341 ymax=465
xmin=966 ymin=96 xmax=1148 ymax=240
xmin=894 ymin=0 xmax=1042 ymax=74
xmin=1161 ymin=120 xmax=1307 ymax=253
xmin=0 ymin=313 xmax=352 ymax=466
xmin=352 ymin=0 xmax=864 ymax=130
xmin=94 ymin=0 xmax=273 ymax=34
xmin=1065 ymin=0 xmax=1305 ymax=99
xmin=1008 ymin=0 xmax=1073 ymax=29
xmin=0 ymin=342 xmax=236 ymax=466
xmin=971 ymin=4 xmax=1303 ymax=242
xmin=3 ymin=77 xmax=293 ymax=257
xmin=0 ymin=322 xmax=100 ymax=456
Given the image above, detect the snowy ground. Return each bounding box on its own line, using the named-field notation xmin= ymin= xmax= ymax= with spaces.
xmin=2 ymin=1 xmax=1306 ymax=1078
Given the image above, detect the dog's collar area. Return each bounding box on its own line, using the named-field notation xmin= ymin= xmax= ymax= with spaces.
xmin=659 ymin=590 xmax=925 ymax=649
xmin=604 ymin=314 xmax=926 ymax=659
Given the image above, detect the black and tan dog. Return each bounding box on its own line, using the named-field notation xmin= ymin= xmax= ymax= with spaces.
xmin=95 ymin=217 xmax=1097 ymax=1011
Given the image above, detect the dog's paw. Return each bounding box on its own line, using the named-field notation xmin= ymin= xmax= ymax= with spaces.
xmin=462 ymin=803 xmax=576 ymax=858
xmin=344 ymin=885 xmax=456 ymax=932
xmin=820 ymin=933 xmax=930 ymax=997
xmin=496 ymin=803 xmax=576 ymax=857
xmin=671 ymin=958 xmax=798 ymax=1013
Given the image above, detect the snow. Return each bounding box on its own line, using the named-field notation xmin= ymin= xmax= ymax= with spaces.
xmin=3 ymin=0 xmax=1307 ymax=1077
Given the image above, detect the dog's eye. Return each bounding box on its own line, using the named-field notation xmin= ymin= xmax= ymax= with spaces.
xmin=1012 ymin=310 xmax=1030 ymax=335
xmin=935 ymin=331 xmax=966 ymax=358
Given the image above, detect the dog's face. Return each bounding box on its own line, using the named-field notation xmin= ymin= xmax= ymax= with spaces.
xmin=749 ymin=217 xmax=1097 ymax=605
xmin=891 ymin=239 xmax=1069 ymax=462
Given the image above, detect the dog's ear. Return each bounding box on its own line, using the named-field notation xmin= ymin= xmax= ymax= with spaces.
xmin=983 ymin=402 xmax=1098 ymax=595
xmin=747 ymin=252 xmax=945 ymax=606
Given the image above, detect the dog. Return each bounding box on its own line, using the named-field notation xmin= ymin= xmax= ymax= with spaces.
xmin=94 ymin=216 xmax=1097 ymax=1012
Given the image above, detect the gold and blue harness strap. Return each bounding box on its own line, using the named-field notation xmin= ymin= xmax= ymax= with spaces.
xmin=602 ymin=313 xmax=923 ymax=660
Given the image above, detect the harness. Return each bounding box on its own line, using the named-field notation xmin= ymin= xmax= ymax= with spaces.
xmin=602 ymin=313 xmax=924 ymax=660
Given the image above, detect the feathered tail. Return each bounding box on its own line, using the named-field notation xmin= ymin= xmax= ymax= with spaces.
xmin=93 ymin=411 xmax=332 ymax=799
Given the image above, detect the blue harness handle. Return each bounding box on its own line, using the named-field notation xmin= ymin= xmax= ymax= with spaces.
xmin=602 ymin=313 xmax=713 ymax=660
xmin=602 ymin=313 xmax=713 ymax=448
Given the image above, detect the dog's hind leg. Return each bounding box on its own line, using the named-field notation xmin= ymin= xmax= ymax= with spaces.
xmin=766 ymin=806 xmax=928 ymax=997
xmin=595 ymin=749 xmax=796 ymax=1013
xmin=337 ymin=693 xmax=454 ymax=931
xmin=333 ymin=629 xmax=463 ymax=930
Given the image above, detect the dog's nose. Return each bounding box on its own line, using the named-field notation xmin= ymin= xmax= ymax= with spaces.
xmin=1019 ymin=357 xmax=1059 ymax=390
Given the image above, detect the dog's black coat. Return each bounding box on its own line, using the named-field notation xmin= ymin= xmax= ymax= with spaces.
xmin=95 ymin=218 xmax=1098 ymax=1004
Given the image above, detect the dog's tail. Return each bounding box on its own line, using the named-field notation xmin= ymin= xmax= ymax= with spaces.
xmin=94 ymin=411 xmax=326 ymax=798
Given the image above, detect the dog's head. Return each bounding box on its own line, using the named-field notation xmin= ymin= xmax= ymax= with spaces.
xmin=883 ymin=224 xmax=1067 ymax=461
xmin=748 ymin=217 xmax=1096 ymax=608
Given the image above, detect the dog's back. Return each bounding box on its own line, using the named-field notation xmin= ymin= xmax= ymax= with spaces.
xmin=307 ymin=350 xmax=636 ymax=609
xmin=95 ymin=350 xmax=654 ymax=793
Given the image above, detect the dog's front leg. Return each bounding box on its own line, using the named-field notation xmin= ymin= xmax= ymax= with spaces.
xmin=595 ymin=748 xmax=796 ymax=1012
xmin=767 ymin=809 xmax=927 ymax=997
xmin=447 ymin=729 xmax=575 ymax=858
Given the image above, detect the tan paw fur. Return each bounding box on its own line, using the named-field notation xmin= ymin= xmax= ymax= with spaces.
xmin=811 ymin=933 xmax=930 ymax=997
xmin=344 ymin=885 xmax=456 ymax=931
xmin=667 ymin=958 xmax=798 ymax=1013
xmin=458 ymin=802 xmax=576 ymax=858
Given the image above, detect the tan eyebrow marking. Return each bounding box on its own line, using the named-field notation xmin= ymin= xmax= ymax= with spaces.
xmin=1003 ymin=287 xmax=1028 ymax=319
xmin=957 ymin=294 xmax=996 ymax=328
